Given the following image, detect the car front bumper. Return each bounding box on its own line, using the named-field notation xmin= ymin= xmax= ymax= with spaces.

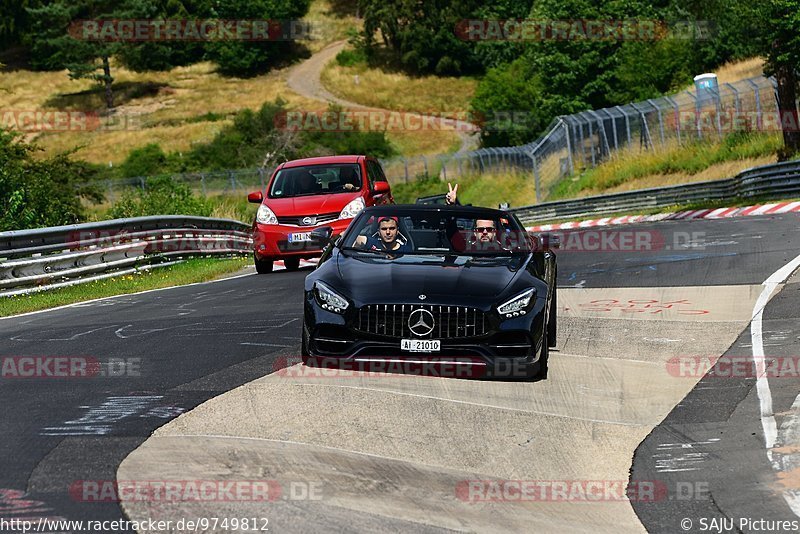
xmin=253 ymin=218 xmax=353 ymax=260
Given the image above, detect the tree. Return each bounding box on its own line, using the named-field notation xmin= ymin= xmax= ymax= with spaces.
xmin=359 ymin=0 xmax=487 ymax=75
xmin=0 ymin=0 xmax=41 ymax=48
xmin=26 ymin=0 xmax=129 ymax=109
xmin=0 ymin=130 xmax=102 ymax=231
xmin=759 ymin=0 xmax=800 ymax=158
xmin=115 ymin=0 xmax=211 ymax=72
xmin=203 ymin=0 xmax=312 ymax=76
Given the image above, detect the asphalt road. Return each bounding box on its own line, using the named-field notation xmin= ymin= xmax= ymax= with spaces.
xmin=1 ymin=213 xmax=799 ymax=532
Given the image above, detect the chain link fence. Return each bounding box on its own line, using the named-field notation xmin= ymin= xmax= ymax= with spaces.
xmin=94 ymin=167 xmax=276 ymax=204
xmin=88 ymin=75 xmax=779 ymax=206
xmin=379 ymin=75 xmax=779 ymax=204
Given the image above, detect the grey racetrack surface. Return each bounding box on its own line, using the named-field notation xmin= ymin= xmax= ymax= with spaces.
xmin=1 ymin=212 xmax=799 ymax=531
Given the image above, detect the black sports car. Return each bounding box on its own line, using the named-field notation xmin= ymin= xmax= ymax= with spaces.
xmin=301 ymin=205 xmax=558 ymax=380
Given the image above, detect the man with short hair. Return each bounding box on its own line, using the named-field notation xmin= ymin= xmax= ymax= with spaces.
xmin=473 ymin=219 xmax=497 ymax=244
xmin=354 ymin=216 xmax=411 ymax=253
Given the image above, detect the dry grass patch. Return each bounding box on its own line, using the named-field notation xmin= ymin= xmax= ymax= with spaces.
xmin=320 ymin=59 xmax=477 ymax=116
xmin=303 ymin=0 xmax=361 ymax=53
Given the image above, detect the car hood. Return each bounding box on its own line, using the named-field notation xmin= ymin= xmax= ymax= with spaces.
xmin=334 ymin=252 xmax=522 ymax=304
xmin=264 ymin=193 xmax=358 ymax=216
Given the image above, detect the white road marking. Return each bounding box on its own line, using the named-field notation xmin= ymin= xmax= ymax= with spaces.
xmin=240 ymin=342 xmax=292 ymax=347
xmin=751 ymin=252 xmax=800 ymax=516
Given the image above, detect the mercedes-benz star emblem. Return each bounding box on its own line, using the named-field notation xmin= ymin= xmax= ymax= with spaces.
xmin=418 ymin=294 xmax=427 ymax=300
xmin=408 ymin=309 xmax=435 ymax=337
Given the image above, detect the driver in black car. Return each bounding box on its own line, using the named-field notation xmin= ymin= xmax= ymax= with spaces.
xmin=354 ymin=216 xmax=412 ymax=253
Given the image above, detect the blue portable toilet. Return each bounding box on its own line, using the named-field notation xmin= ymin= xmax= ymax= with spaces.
xmin=694 ymin=73 xmax=718 ymax=108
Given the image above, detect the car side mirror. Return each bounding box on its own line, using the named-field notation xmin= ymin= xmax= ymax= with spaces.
xmin=371 ymin=181 xmax=390 ymax=195
xmin=247 ymin=191 xmax=263 ymax=203
xmin=536 ymin=232 xmax=560 ymax=251
xmin=309 ymin=226 xmax=334 ymax=248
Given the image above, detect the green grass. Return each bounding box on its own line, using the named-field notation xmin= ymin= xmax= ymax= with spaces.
xmin=0 ymin=257 xmax=249 ymax=317
xmin=549 ymin=132 xmax=783 ymax=200
xmin=391 ymin=171 xmax=539 ymax=208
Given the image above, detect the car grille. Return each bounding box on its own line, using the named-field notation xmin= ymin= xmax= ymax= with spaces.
xmin=355 ymin=304 xmax=489 ymax=339
xmin=277 ymin=212 xmax=339 ymax=226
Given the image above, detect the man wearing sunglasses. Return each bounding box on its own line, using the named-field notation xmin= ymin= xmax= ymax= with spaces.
xmin=473 ymin=220 xmax=498 ymax=244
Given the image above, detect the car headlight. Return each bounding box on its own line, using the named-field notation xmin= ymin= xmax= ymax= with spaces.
xmin=339 ymin=197 xmax=365 ymax=220
xmin=256 ymin=204 xmax=278 ymax=225
xmin=497 ymin=288 xmax=536 ymax=318
xmin=314 ymin=281 xmax=349 ymax=313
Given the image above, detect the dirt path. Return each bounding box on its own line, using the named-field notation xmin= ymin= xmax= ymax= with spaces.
xmin=286 ymin=40 xmax=478 ymax=155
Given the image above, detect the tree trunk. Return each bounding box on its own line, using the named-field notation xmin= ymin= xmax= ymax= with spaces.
xmin=102 ymin=55 xmax=114 ymax=109
xmin=775 ymin=64 xmax=800 ymax=160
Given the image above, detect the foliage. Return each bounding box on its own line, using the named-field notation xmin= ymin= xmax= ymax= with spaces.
xmin=25 ymin=0 xmax=129 ymax=107
xmin=115 ymin=0 xmax=209 ymax=72
xmin=203 ymin=0 xmax=312 ymax=76
xmin=108 ymin=175 xmax=213 ymax=218
xmin=359 ymin=0 xmax=533 ymax=75
xmin=470 ymin=58 xmax=547 ymax=147
xmin=0 ymin=130 xmax=102 ymax=231
xmin=119 ymin=143 xmax=169 ymax=177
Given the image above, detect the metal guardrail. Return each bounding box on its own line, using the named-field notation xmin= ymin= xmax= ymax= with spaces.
xmin=0 ymin=216 xmax=252 ymax=297
xmin=509 ymin=159 xmax=800 ymax=223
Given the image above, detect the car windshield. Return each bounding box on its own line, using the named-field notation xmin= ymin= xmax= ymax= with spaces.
xmin=268 ymin=163 xmax=362 ymax=198
xmin=341 ymin=209 xmax=533 ymax=256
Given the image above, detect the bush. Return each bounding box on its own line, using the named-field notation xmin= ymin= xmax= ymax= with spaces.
xmin=108 ymin=175 xmax=212 ymax=219
xmin=119 ymin=143 xmax=168 ymax=178
xmin=0 ymin=130 xmax=102 ymax=231
xmin=336 ymin=48 xmax=367 ymax=67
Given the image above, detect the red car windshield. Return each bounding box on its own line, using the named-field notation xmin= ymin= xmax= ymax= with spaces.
xmin=268 ymin=164 xmax=362 ymax=198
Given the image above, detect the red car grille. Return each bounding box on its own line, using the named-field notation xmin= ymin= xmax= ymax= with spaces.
xmin=276 ymin=212 xmax=339 ymax=226
xmin=355 ymin=304 xmax=489 ymax=339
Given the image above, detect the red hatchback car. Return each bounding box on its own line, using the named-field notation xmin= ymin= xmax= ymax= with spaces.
xmin=247 ymin=155 xmax=393 ymax=273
